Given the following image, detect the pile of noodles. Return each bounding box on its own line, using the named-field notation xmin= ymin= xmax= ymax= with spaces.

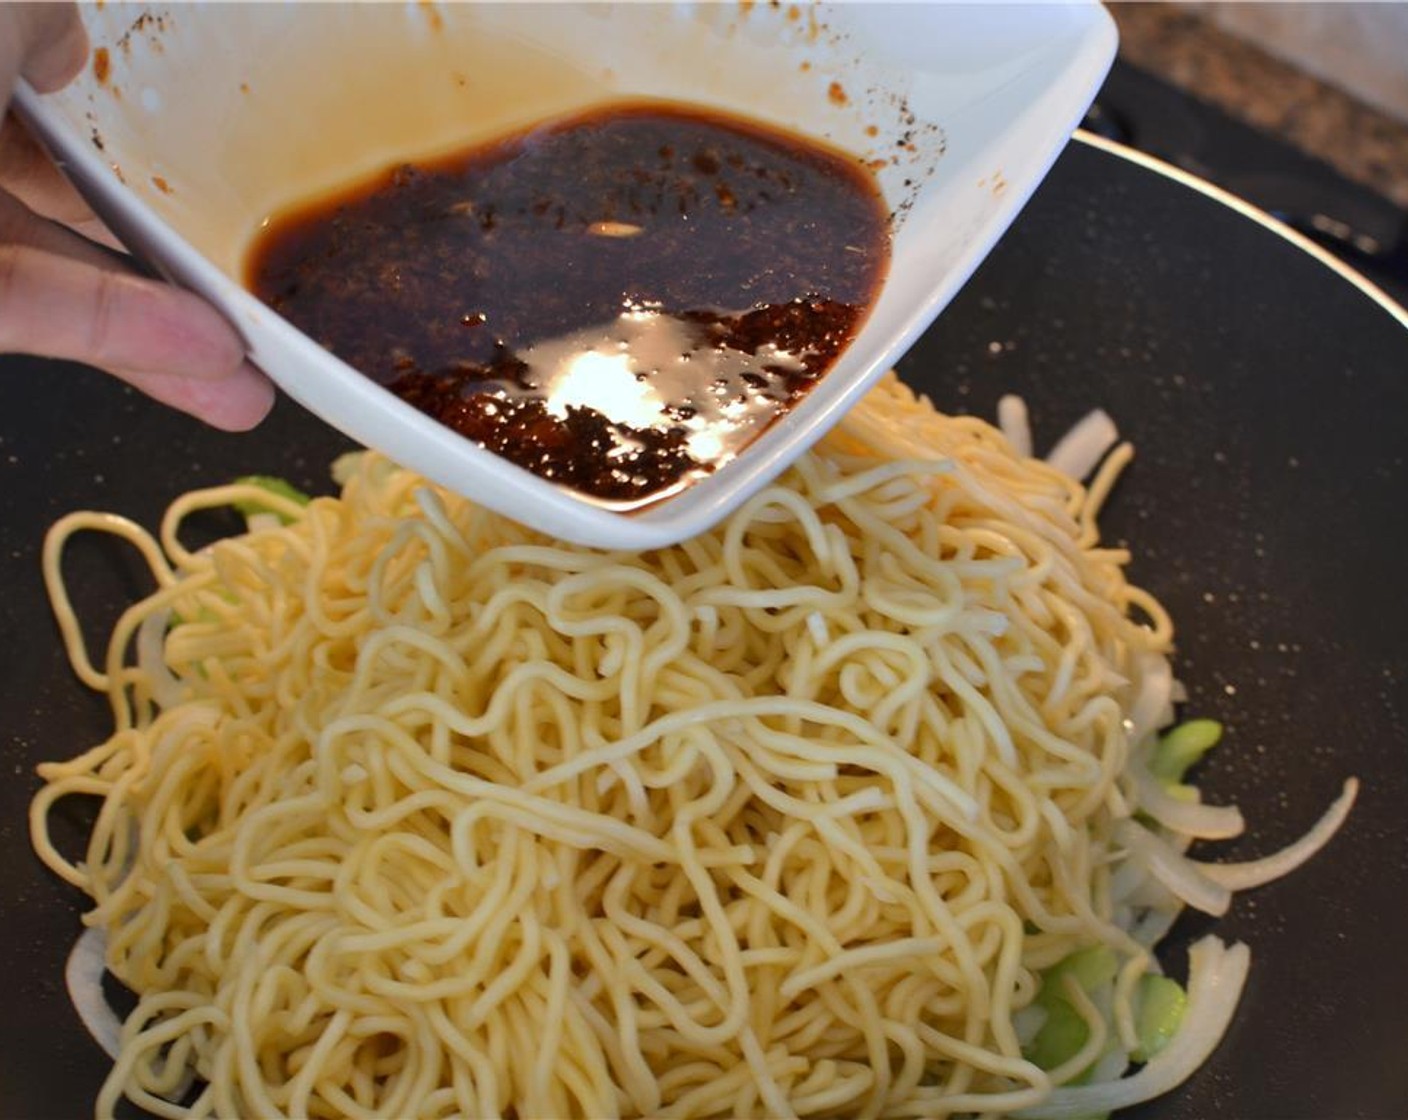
xmin=31 ymin=375 xmax=1353 ymax=1119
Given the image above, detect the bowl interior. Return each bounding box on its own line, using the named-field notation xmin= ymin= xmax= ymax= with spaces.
xmin=22 ymin=2 xmax=1115 ymax=548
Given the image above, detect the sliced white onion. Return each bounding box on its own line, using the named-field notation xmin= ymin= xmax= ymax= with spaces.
xmin=68 ymin=928 xmax=199 ymax=1104
xmin=1118 ymin=820 xmax=1232 ymax=916
xmin=1127 ymin=904 xmax=1183 ymax=951
xmin=65 ymin=927 xmax=122 ymax=1061
xmin=1046 ymin=409 xmax=1118 ymax=480
xmin=1112 ymin=860 xmax=1181 ymax=911
xmin=1015 ymin=937 xmax=1251 ymax=1119
xmin=1195 ymin=778 xmax=1358 ymax=891
xmin=1107 ymin=856 xmax=1151 ymax=907
xmin=1131 ymin=765 xmax=1246 ymax=841
xmin=1126 ymin=650 xmax=1173 ymax=744
xmin=1013 ymin=1003 xmax=1049 ymax=1049
xmin=136 ymin=608 xmax=182 ymax=710
xmin=997 ymin=394 xmax=1033 ymax=458
xmin=1086 ymin=1047 xmax=1130 ymax=1085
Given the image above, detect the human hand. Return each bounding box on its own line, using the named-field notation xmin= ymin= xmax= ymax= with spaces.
xmin=1 ymin=3 xmax=273 ymax=430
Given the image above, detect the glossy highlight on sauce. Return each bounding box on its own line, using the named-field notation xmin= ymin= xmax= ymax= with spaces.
xmin=247 ymin=101 xmax=890 ymax=507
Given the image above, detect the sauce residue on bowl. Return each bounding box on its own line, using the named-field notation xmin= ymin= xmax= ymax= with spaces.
xmin=246 ymin=100 xmax=890 ymax=508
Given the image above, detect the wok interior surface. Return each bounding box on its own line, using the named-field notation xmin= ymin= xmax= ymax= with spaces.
xmin=1 ymin=139 xmax=1404 ymax=1119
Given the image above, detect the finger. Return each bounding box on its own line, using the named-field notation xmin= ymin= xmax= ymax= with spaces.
xmin=0 ymin=113 xmax=120 ymax=248
xmin=0 ymin=4 xmax=89 ymax=94
xmin=0 ymin=243 xmax=275 ymax=429
xmin=110 ymin=361 xmax=276 ymax=433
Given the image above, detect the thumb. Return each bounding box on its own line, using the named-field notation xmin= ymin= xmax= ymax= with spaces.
xmin=2 ymin=4 xmax=89 ymax=95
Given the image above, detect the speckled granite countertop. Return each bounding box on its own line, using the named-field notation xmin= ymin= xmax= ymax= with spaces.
xmin=1111 ymin=3 xmax=1408 ymax=209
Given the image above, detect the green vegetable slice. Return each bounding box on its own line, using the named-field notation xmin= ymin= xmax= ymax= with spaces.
xmin=1027 ymin=992 xmax=1093 ymax=1073
xmin=1025 ymin=946 xmax=1118 ymax=1078
xmin=1025 ymin=996 xmax=1112 ymax=1116
xmin=1024 ymin=950 xmax=1182 ymax=1119
xmin=1053 ymin=946 xmax=1118 ymax=992
xmin=1133 ymin=973 xmax=1187 ymax=1062
xmin=169 ymin=605 xmax=221 ymax=628
xmin=232 ymin=476 xmax=311 ymax=523
xmin=1150 ymin=718 xmax=1222 ymax=784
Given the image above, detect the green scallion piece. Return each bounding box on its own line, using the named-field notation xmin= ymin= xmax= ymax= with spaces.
xmin=232 ymin=476 xmax=311 ymax=524
xmin=1025 ymin=946 xmax=1118 ymax=1076
xmin=1150 ymin=719 xmax=1223 ymax=784
xmin=1133 ymin=973 xmax=1187 ymax=1062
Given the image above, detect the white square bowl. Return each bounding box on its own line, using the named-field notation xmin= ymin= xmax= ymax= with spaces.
xmin=17 ymin=2 xmax=1115 ymax=549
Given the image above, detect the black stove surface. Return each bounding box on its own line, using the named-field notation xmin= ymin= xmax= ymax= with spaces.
xmin=1089 ymin=60 xmax=1408 ymax=308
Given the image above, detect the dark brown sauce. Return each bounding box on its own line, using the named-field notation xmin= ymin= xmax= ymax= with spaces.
xmin=246 ymin=101 xmax=890 ymax=507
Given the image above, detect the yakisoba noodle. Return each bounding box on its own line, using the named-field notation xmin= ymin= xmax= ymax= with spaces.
xmin=32 ymin=376 xmax=1352 ymax=1119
